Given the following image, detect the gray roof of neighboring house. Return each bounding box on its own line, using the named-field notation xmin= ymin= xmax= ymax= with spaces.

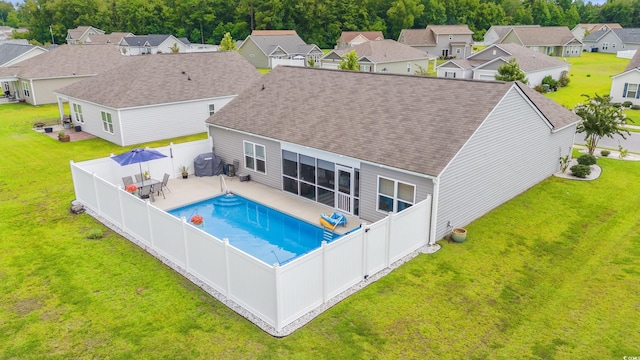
xmin=584 ymin=28 xmax=640 ymax=44
xmin=473 ymin=43 xmax=569 ymax=72
xmin=206 ymin=66 xmax=579 ymax=176
xmin=501 ymin=26 xmax=578 ymax=46
xmin=246 ymin=33 xmax=319 ymax=56
xmin=624 ymin=50 xmax=640 ymax=72
xmin=574 ymin=23 xmax=621 ymax=33
xmin=83 ymin=32 xmax=133 ymax=45
xmin=427 ymin=25 xmax=474 ymax=35
xmin=56 ymin=51 xmax=261 ymax=108
xmin=0 ymin=44 xmax=130 ymax=79
xmin=487 ymin=25 xmax=540 ymax=40
xmin=398 ymin=29 xmax=435 ymax=46
xmin=334 ymin=39 xmax=434 ymax=62
xmin=338 ymin=31 xmax=384 ymax=44
xmin=120 ymin=35 xmax=189 ymax=47
xmin=0 ymin=43 xmax=45 ymax=67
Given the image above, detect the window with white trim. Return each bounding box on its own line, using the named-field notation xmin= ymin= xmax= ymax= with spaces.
xmin=73 ymin=103 xmax=84 ymax=123
xmin=444 ymin=71 xmax=456 ymax=78
xmin=602 ymin=42 xmax=608 ymax=50
xmin=377 ymin=176 xmax=415 ymax=213
xmin=407 ymin=62 xmax=411 ymax=73
xmin=208 ymin=104 xmax=215 ymax=116
xmin=22 ymin=81 xmax=30 ymax=97
xmin=612 ymin=43 xmax=616 ymax=48
xmin=623 ymin=83 xmax=639 ymax=99
xmin=101 ymin=111 xmax=114 ymax=134
xmin=456 ymin=48 xmax=461 ymax=54
xmin=244 ymin=141 xmax=266 ymax=174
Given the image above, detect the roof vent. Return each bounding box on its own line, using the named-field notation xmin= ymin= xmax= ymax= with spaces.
xmin=261 ymin=84 xmax=265 ymax=90
xmin=187 ymin=76 xmax=191 ymax=81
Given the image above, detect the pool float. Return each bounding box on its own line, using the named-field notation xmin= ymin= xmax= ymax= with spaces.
xmin=319 ymin=212 xmax=346 ymax=229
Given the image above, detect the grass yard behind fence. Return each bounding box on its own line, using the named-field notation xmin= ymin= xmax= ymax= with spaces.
xmin=1 ymin=59 xmax=640 ymax=358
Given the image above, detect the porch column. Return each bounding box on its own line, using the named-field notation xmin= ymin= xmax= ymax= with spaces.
xmin=56 ymin=96 xmax=66 ymax=122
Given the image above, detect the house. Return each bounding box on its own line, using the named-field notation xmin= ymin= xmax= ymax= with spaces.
xmin=336 ymin=31 xmax=384 ymax=48
xmin=0 ymin=44 xmax=130 ymax=105
xmin=483 ymin=25 xmax=540 ymax=45
xmin=118 ymin=35 xmax=191 ymax=55
xmin=583 ymin=28 xmax=640 ymax=54
xmin=610 ymin=50 xmax=640 ymax=106
xmin=398 ymin=25 xmax=474 ymax=58
xmin=238 ymin=30 xmax=323 ymax=68
xmin=66 ymin=26 xmax=105 ymax=44
xmin=436 ymin=43 xmax=570 ymax=87
xmin=320 ymin=39 xmax=435 ymax=74
xmin=499 ymin=26 xmax=582 ymax=57
xmin=0 ymin=43 xmax=47 ymax=67
xmin=0 ymin=26 xmax=14 ymax=41
xmin=204 ymin=66 xmax=579 ymax=242
xmin=571 ymin=23 xmax=621 ymax=43
xmin=80 ymin=32 xmax=134 ymax=45
xmin=54 ymin=51 xmax=261 ymax=146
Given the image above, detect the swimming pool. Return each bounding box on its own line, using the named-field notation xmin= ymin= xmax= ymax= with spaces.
xmin=168 ymin=194 xmax=341 ymax=265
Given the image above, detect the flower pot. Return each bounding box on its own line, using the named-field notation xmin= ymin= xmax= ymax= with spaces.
xmin=58 ymin=134 xmax=71 ymax=142
xmin=44 ymin=127 xmax=53 ymax=133
xmin=182 ymin=173 xmax=188 ymax=179
xmin=74 ymin=125 xmax=82 ymax=132
xmin=451 ymin=228 xmax=467 ymax=243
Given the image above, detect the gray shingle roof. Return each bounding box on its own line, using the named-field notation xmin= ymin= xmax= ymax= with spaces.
xmin=120 ymin=35 xmax=188 ymax=47
xmin=624 ymin=49 xmax=640 ymax=72
xmin=0 ymin=44 xmax=130 ymax=79
xmin=206 ymin=67 xmax=579 ymax=176
xmin=55 ymin=51 xmax=261 ymax=108
xmin=488 ymin=25 xmax=541 ymax=41
xmin=583 ymin=29 xmax=607 ymax=42
xmin=502 ymin=26 xmax=578 ymax=46
xmin=476 ymin=43 xmax=569 ymax=72
xmin=334 ymin=39 xmax=433 ymax=62
xmin=398 ymin=29 xmax=436 ymax=46
xmin=0 ymin=43 xmax=44 ymax=67
xmin=246 ymin=33 xmax=318 ymax=56
xmin=612 ymin=28 xmax=640 ymax=44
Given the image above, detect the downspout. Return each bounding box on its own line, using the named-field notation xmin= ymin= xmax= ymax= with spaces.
xmin=118 ymin=109 xmax=125 ymax=146
xmin=428 ymin=176 xmax=440 ymax=245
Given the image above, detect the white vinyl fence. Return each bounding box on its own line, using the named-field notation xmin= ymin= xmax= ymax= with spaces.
xmin=617 ymin=50 xmax=637 ymax=59
xmin=271 ymin=58 xmax=306 ymax=68
xmin=71 ymin=148 xmax=432 ymax=336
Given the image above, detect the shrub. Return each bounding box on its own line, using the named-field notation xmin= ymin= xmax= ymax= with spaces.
xmin=612 ymin=103 xmax=622 ymax=108
xmin=559 ymin=71 xmax=570 ymax=87
xmin=86 ymin=228 xmax=104 ymax=240
xmin=600 ymin=150 xmax=610 ymax=157
xmin=577 ymin=154 xmax=597 ymax=165
xmin=622 ymin=101 xmax=633 ymax=108
xmin=534 ymin=84 xmax=544 ymax=93
xmin=586 ymin=74 xmax=591 ymax=77
xmin=570 ymin=164 xmax=591 ymax=178
xmin=631 ymin=105 xmax=640 ymax=110
xmin=542 ymin=75 xmax=559 ymax=91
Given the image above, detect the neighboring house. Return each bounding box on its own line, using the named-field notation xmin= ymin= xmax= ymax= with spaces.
xmin=205 ymin=66 xmax=579 ymax=242
xmin=118 ymin=35 xmax=191 ymax=55
xmin=81 ymin=32 xmax=134 ymax=45
xmin=436 ymin=43 xmax=570 ymax=87
xmin=499 ymin=26 xmax=582 ymax=57
xmin=66 ymin=26 xmax=105 ymax=44
xmin=55 ymin=52 xmax=261 ymax=146
xmin=483 ymin=25 xmax=540 ymax=45
xmin=571 ymin=23 xmax=621 ymax=43
xmin=0 ymin=43 xmax=47 ymax=67
xmin=0 ymin=44 xmax=130 ymax=105
xmin=0 ymin=26 xmax=13 ymax=41
xmin=583 ymin=28 xmax=640 ymax=54
xmin=238 ymin=30 xmax=323 ymax=68
xmin=320 ymin=39 xmax=435 ymax=74
xmin=335 ymin=31 xmax=384 ymax=48
xmin=398 ymin=25 xmax=474 ymax=58
xmin=610 ymin=50 xmax=640 ymax=106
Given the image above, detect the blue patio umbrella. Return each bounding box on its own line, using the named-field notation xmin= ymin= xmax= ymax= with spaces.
xmin=111 ymin=148 xmax=167 ymax=186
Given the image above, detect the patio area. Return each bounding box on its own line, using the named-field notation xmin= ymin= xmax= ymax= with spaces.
xmin=149 ymin=174 xmax=364 ymax=235
xmin=34 ymin=124 xmax=96 ymax=142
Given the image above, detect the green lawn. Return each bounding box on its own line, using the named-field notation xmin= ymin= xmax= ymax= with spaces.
xmin=2 ymin=84 xmax=640 ymax=357
xmin=544 ymin=52 xmax=630 ymax=109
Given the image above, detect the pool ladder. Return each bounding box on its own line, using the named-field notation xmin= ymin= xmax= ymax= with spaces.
xmin=220 ymin=175 xmax=230 ymax=194
xmin=322 ymin=228 xmax=334 ymax=242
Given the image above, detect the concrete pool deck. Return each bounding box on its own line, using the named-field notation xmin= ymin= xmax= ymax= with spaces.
xmin=149 ymin=174 xmax=364 ymax=235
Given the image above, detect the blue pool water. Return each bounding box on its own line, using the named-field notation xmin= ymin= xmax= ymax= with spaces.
xmin=168 ymin=194 xmax=340 ymax=265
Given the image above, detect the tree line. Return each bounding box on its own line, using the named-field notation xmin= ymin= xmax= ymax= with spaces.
xmin=1 ymin=0 xmax=640 ymax=48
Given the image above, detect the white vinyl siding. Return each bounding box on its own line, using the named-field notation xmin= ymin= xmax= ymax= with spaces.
xmin=243 ymin=141 xmax=266 ymax=174
xmin=435 ymin=88 xmax=575 ymax=240
xmin=101 ymin=111 xmax=114 ymax=134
